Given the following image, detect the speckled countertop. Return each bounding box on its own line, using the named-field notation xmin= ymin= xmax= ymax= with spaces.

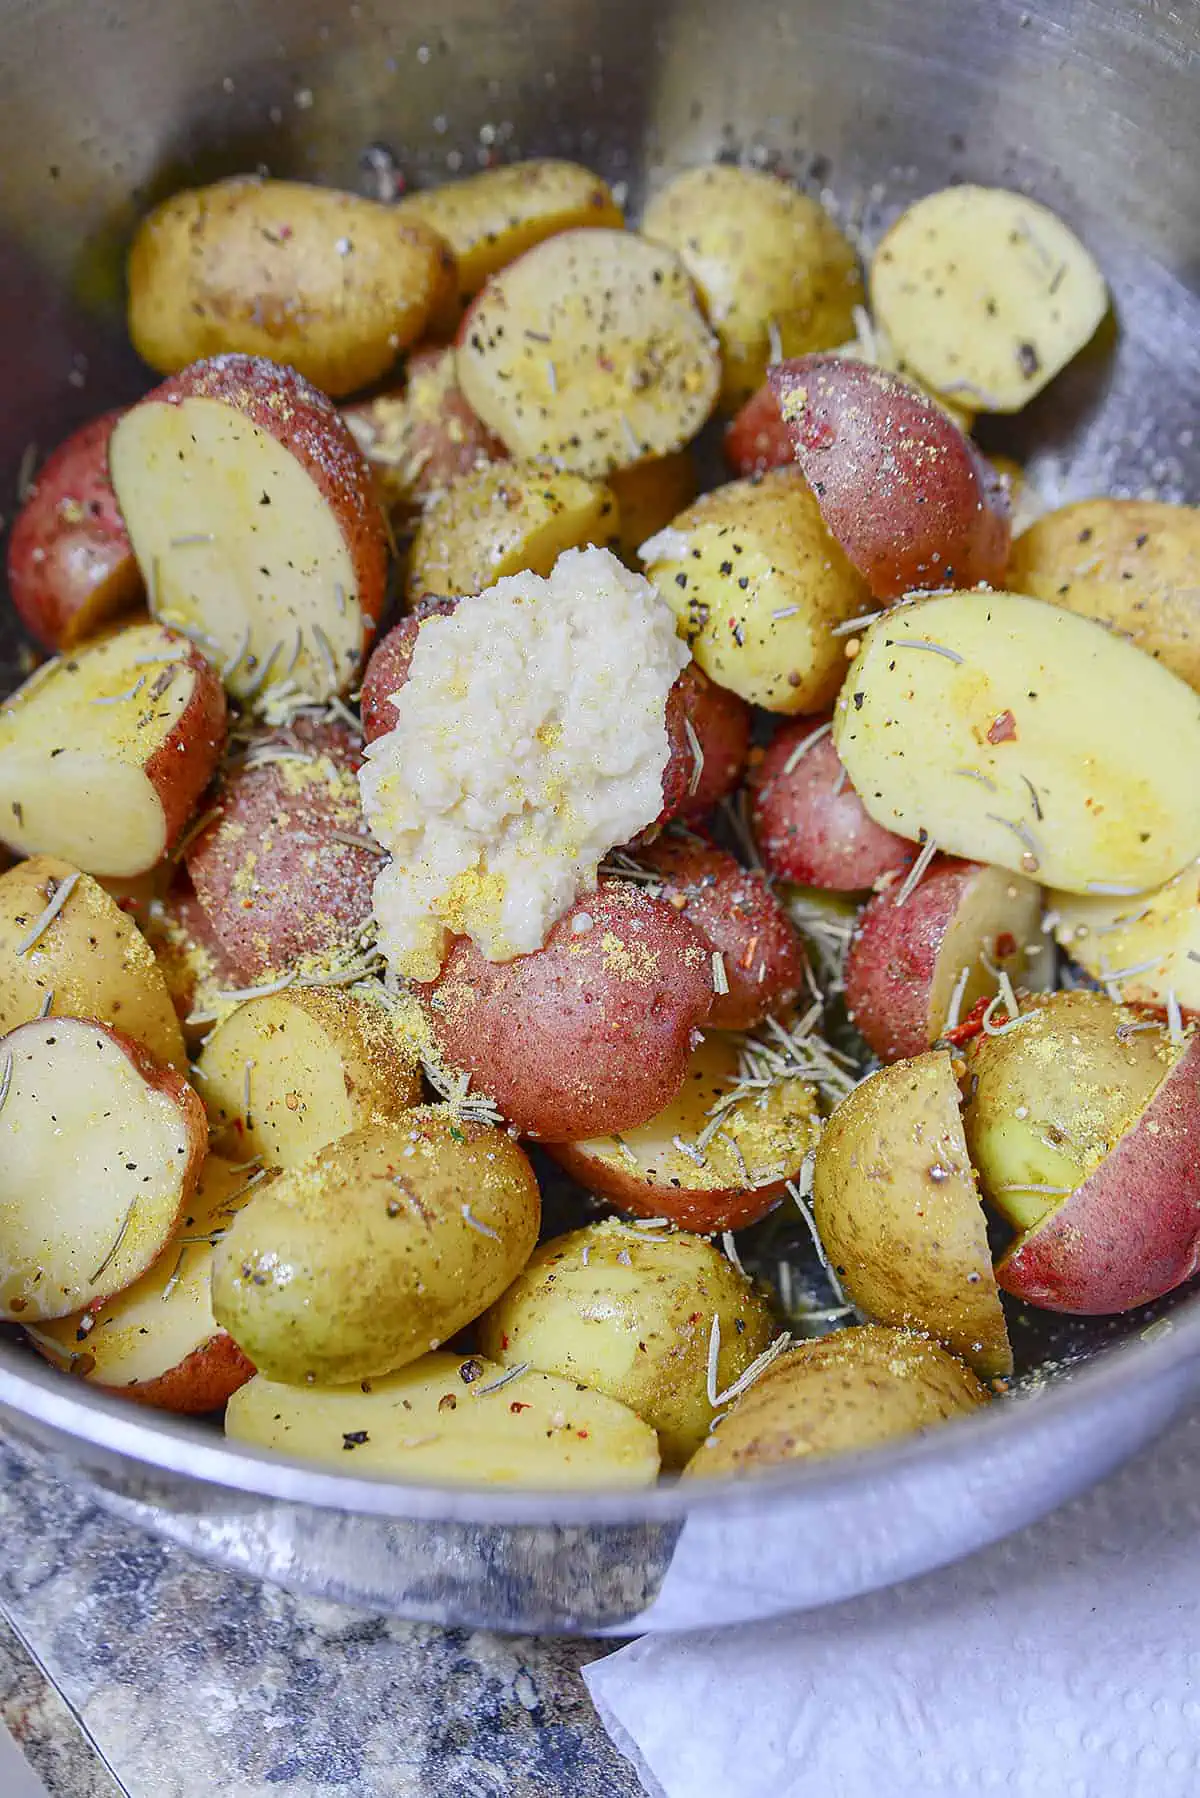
xmin=0 ymin=1436 xmax=640 ymax=1798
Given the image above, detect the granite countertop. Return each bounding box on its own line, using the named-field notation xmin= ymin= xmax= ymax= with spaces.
xmin=0 ymin=1436 xmax=639 ymax=1798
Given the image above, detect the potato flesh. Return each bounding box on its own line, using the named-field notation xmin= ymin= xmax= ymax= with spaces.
xmin=407 ymin=463 xmax=620 ymax=602
xmin=0 ymin=1020 xmax=191 ymax=1319
xmin=925 ymin=865 xmax=1053 ymax=1037
xmin=113 ymin=397 xmax=362 ymax=701
xmin=226 ymin=1353 xmax=660 ymax=1488
xmin=870 ymin=185 xmax=1108 ymax=413
xmin=1050 ymin=860 xmax=1200 ymax=1012
xmin=833 ymin=591 xmax=1200 ymax=894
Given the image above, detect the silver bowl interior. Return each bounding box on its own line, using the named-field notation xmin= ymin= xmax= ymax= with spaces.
xmin=1 ymin=0 xmax=1199 ymax=1629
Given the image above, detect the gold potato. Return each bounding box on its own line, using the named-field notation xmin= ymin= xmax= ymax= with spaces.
xmin=1048 ymin=858 xmax=1200 ymax=1012
xmin=226 ymin=1351 xmax=660 ymax=1488
xmin=478 ymin=1219 xmax=776 ymax=1466
xmin=211 ymin=1110 xmax=540 ymax=1385
xmin=128 ymin=177 xmax=455 ymax=398
xmin=194 ymin=987 xmax=422 ymax=1169
xmin=609 ymin=452 xmax=698 ymax=562
xmin=642 ymin=469 xmax=872 ymax=712
xmin=685 ymin=1325 xmax=988 ymax=1477
xmin=643 ymin=166 xmax=864 ymax=411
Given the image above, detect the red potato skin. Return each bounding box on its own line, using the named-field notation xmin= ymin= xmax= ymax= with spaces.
xmin=143 ymin=879 xmax=241 ymax=1024
xmin=724 ymin=384 xmax=792 ymax=479
xmin=360 ymin=597 xmax=461 ymax=742
xmin=143 ymin=636 xmax=228 ymax=853
xmin=766 ymin=355 xmax=1011 ymax=600
xmin=6 ymin=411 xmax=143 ymax=652
xmin=997 ymin=1036 xmax=1200 ymax=1314
xmin=423 ymin=881 xmax=714 ymax=1140
xmin=750 ymin=716 xmax=913 ymax=890
xmin=635 ymin=837 xmax=807 ymax=1030
xmin=186 ymin=716 xmax=377 ymax=980
xmin=343 ymin=344 xmax=506 ymax=515
xmin=548 ymin=1145 xmax=791 ymax=1233
xmin=139 ymin=354 xmax=389 ymax=649
xmin=658 ymin=663 xmax=753 ymax=827
xmin=110 ymin=1331 xmax=256 ymax=1414
xmin=844 ymin=856 xmax=992 ymax=1063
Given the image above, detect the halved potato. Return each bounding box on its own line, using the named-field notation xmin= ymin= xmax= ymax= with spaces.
xmin=812 ymin=1050 xmax=1012 ymax=1376
xmin=28 ymin=1155 xmax=256 ymax=1412
xmin=0 ymin=855 xmax=186 ymax=1071
xmin=0 ymin=620 xmax=226 ymax=878
xmin=749 ymin=715 xmax=914 ymax=893
xmin=342 ymin=344 xmax=506 ymax=519
xmin=226 ymin=1352 xmax=659 ymax=1487
xmin=0 ymin=1017 xmax=207 ymax=1321
xmin=833 ymin=591 xmax=1200 ymax=895
xmin=548 ymin=1029 xmax=820 ymax=1232
xmin=870 ymin=185 xmax=1108 ymax=414
xmin=1049 ymin=859 xmax=1200 ymax=1012
xmin=406 ymin=462 xmax=619 ymax=603
xmin=195 ymin=987 xmax=422 ymax=1167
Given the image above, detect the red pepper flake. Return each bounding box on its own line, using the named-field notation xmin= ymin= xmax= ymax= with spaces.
xmin=943 ymin=995 xmax=989 ymax=1047
xmin=740 ymin=933 xmax=760 ymax=970
xmin=994 ymin=931 xmax=1018 ymax=959
xmin=987 ymin=710 xmax=1017 ymax=744
xmin=576 ymin=1429 xmax=590 ymax=1439
xmin=501 ymin=1333 xmax=510 ymax=1351
xmin=510 ymin=1400 xmax=531 ymax=1413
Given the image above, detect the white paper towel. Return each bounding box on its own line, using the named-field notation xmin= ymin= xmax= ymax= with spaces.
xmin=585 ymin=1402 xmax=1200 ymax=1798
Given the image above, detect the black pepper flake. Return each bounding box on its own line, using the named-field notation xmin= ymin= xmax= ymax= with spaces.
xmin=1016 ymin=341 xmax=1041 ymax=378
xmin=675 ymin=572 xmax=689 ymax=588
xmin=341 ymin=1430 xmax=369 ymax=1450
xmin=459 ymin=1356 xmax=485 ymax=1384
xmin=852 ymin=691 xmax=865 ymax=710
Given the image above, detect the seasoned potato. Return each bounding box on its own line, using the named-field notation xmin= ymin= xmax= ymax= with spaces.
xmin=128 ymin=177 xmax=456 ymax=397
xmin=455 ymin=229 xmax=720 ymax=477
xmin=642 ymin=167 xmax=863 ymax=410
xmin=211 ymin=1110 xmax=540 ymax=1385
xmin=343 ymin=345 xmax=506 ymax=519
xmin=609 ymin=452 xmax=698 ymax=562
xmin=724 ymin=383 xmax=794 ymax=479
xmin=812 ymin=1050 xmax=1012 ymax=1376
xmin=424 ymin=882 xmax=714 ymax=1141
xmin=829 ymin=312 xmax=975 ymax=432
xmin=832 ymin=591 xmax=1200 ymax=895
xmin=685 ymin=1326 xmax=988 ymax=1477
xmin=406 ymin=462 xmax=620 ymax=604
xmin=659 ymin=662 xmax=752 ymax=824
xmin=397 ymin=159 xmax=623 ymax=303
xmin=1049 ymin=858 xmax=1200 ymax=1012
xmin=0 ymin=855 xmax=186 ymax=1071
xmin=642 ymin=469 xmax=872 ymax=712
xmin=227 ymin=1352 xmax=659 ymax=1488
xmin=768 ymin=355 xmax=1011 ymax=600
xmin=870 ymin=185 xmax=1108 ymax=414
xmin=141 ymin=881 xmax=241 ymax=1041
xmin=750 ymin=715 xmax=914 ymax=891
xmin=479 ymin=1219 xmax=775 ymax=1466
xmin=196 ymin=987 xmax=422 ymax=1168
xmin=29 ymin=1155 xmax=256 ymax=1413
xmin=548 ymin=1029 xmax=821 ymax=1233
xmin=0 ymin=620 xmax=226 ymax=878
xmin=1008 ymin=498 xmax=1200 ymax=693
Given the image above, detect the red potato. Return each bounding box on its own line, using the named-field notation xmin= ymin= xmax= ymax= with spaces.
xmin=767 ymin=354 xmax=1011 ymax=600
xmin=0 ymin=620 xmax=226 ymax=877
xmin=658 ymin=663 xmax=753 ymax=827
xmin=109 ymin=354 xmax=388 ymax=702
xmin=750 ymin=716 xmax=913 ymax=891
xmin=28 ymin=1155 xmax=256 ymax=1413
xmin=186 ymin=715 xmax=377 ymax=981
xmin=343 ymin=344 xmax=507 ymax=519
xmin=0 ymin=1017 xmax=207 ymax=1321
xmin=424 ymin=881 xmax=714 ymax=1140
xmin=724 ymin=383 xmax=792 ymax=479
xmin=634 ymin=837 xmax=807 ymax=1030
xmin=141 ymin=879 xmax=242 ymax=1038
xmin=359 ymin=597 xmax=460 ymax=742
xmin=6 ymin=411 xmax=143 ymax=652
xmin=844 ymin=856 xmax=1051 ymax=1063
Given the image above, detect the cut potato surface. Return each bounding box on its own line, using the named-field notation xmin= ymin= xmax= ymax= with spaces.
xmin=479 ymin=1219 xmax=775 ymax=1466
xmin=833 ymin=591 xmax=1200 ymax=895
xmin=196 ymin=987 xmax=422 ymax=1167
xmin=455 ymin=229 xmax=720 ymax=477
xmin=1049 ymin=859 xmax=1200 ymax=1012
xmin=0 ymin=1018 xmax=206 ymax=1321
xmin=226 ymin=1352 xmax=659 ymax=1488
xmin=813 ymin=1050 xmax=1012 ymax=1377
xmin=28 ymin=1155 xmax=256 ymax=1411
xmin=0 ymin=855 xmax=186 ymax=1071
xmin=870 ymin=185 xmax=1108 ymax=413
xmin=0 ymin=620 xmax=226 ymax=878
xmin=110 ymin=355 xmax=387 ymax=702
xmin=406 ymin=462 xmax=620 ymax=603
xmin=548 ymin=1029 xmax=820 ymax=1232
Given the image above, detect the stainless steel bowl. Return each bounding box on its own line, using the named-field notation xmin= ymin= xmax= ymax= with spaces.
xmin=2 ymin=0 xmax=1199 ymax=1635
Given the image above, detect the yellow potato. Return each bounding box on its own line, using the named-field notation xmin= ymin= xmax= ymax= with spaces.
xmin=1049 ymin=858 xmax=1200 ymax=1012
xmin=870 ymin=185 xmax=1108 ymax=414
xmin=0 ymin=855 xmax=185 ymax=1070
xmin=406 ymin=462 xmax=619 ymax=603
xmin=194 ymin=987 xmax=422 ymax=1168
xmin=642 ymin=469 xmax=872 ymax=712
xmin=833 ymin=590 xmax=1200 ymax=895
xmin=643 ymin=167 xmax=863 ymax=410
xmin=397 ymin=159 xmax=624 ymax=302
xmin=227 ymin=1352 xmax=660 ymax=1488
xmin=128 ymin=177 xmax=455 ymax=398
xmin=478 ymin=1219 xmax=775 ymax=1467
xmin=812 ymin=1051 xmax=1012 ymax=1377
xmin=211 ymin=1110 xmax=540 ymax=1384
xmin=609 ymin=451 xmax=697 ymax=562
xmin=1008 ymin=499 xmax=1200 ymax=693
xmin=685 ymin=1325 xmax=988 ymax=1477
